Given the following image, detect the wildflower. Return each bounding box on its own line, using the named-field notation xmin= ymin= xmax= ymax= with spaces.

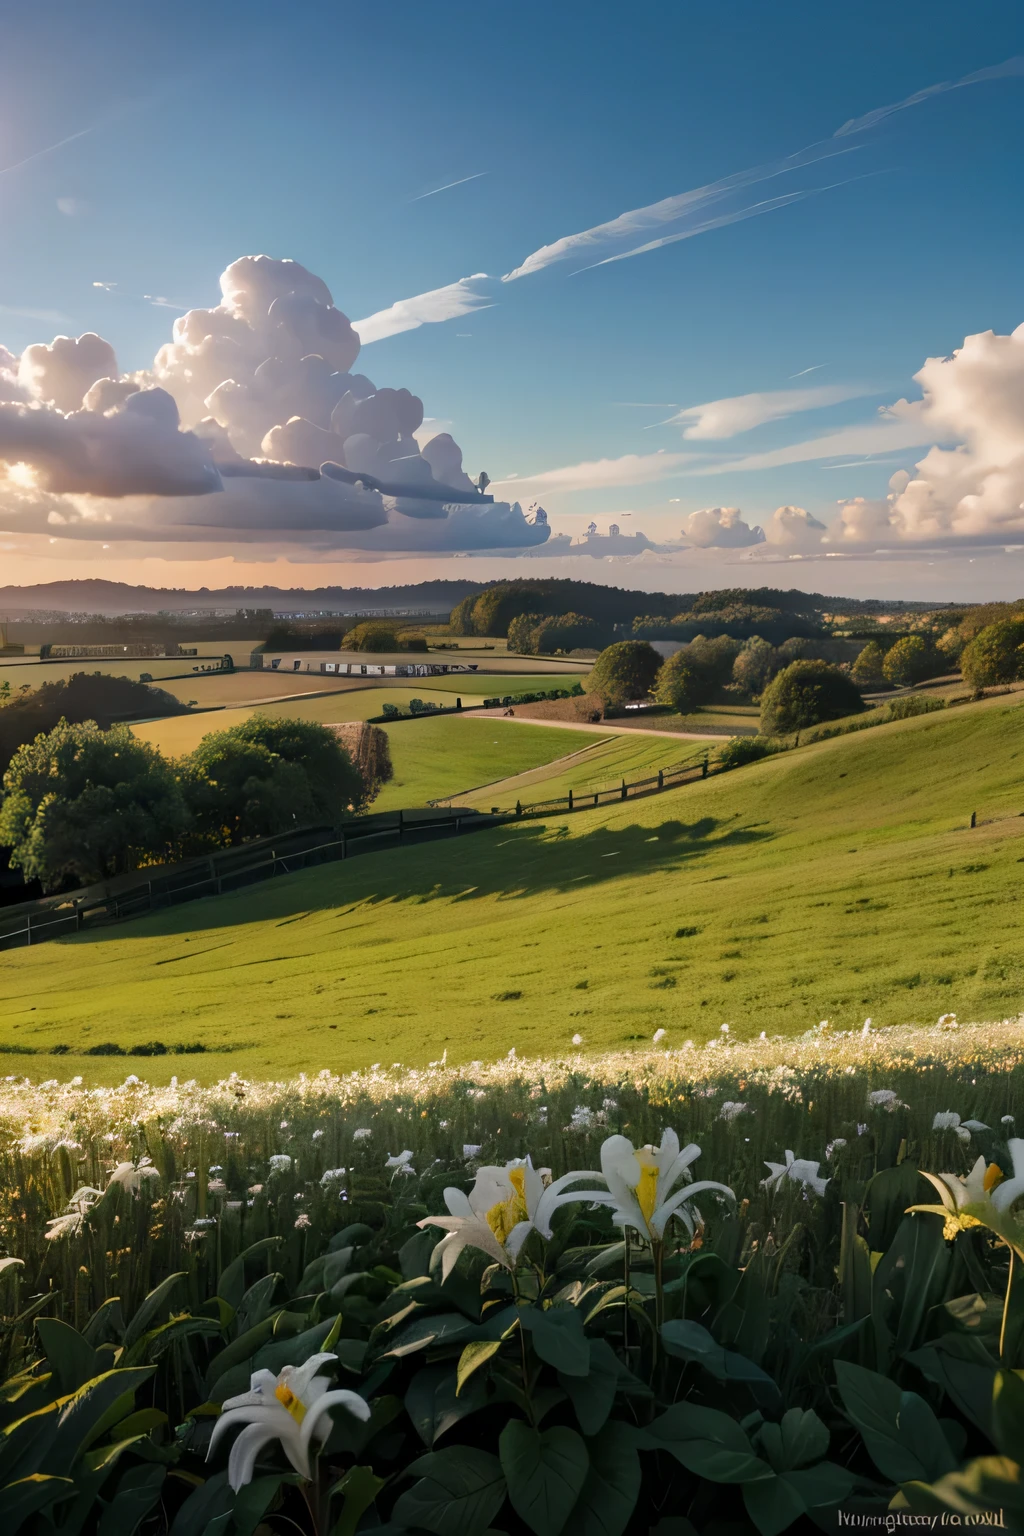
xmin=352 ymin=1129 xmax=371 ymax=1141
xmin=825 ymin=1139 xmax=847 ymax=1159
xmin=910 ymin=1147 xmax=1024 ymax=1239
xmin=932 ymin=1111 xmax=989 ymax=1143
xmin=312 ymin=1129 xmax=325 ymax=1141
xmin=385 ymin=1150 xmax=413 ymax=1171
xmin=192 ymin=1217 xmax=217 ymax=1230
xmin=938 ymin=1013 xmax=958 ymax=1028
xmin=507 ymin=1048 xmax=516 ymax=1060
xmin=572 ymin=1034 xmax=583 ymax=1047
xmin=720 ymin=1024 xmax=729 ymax=1034
xmin=44 ymin=1187 xmax=102 ymax=1241
xmin=653 ymin=1029 xmax=667 ymax=1044
xmin=861 ymin=1018 xmax=872 ymax=1037
xmin=294 ymin=1214 xmax=311 ymax=1230
xmin=596 ymin=1131 xmax=734 ymax=1243
xmin=602 ymin=1098 xmax=618 ymax=1112
xmin=269 ymin=1155 xmax=292 ymax=1174
xmin=568 ymin=1106 xmax=595 ymax=1131
xmin=718 ymin=1102 xmax=749 ymax=1123
xmin=107 ymin=1157 xmax=160 ymax=1193
xmin=208 ymin=1355 xmax=370 ymax=1491
xmin=463 ymin=1144 xmax=483 ymax=1160
xmin=867 ymin=1089 xmax=903 ymax=1112
xmin=418 ymin=1157 xmax=599 ymax=1279
xmin=1003 ymin=1116 xmax=1016 ymax=1128
xmin=320 ymin=1167 xmax=346 ymax=1188
xmin=762 ymin=1151 xmax=829 ymax=1199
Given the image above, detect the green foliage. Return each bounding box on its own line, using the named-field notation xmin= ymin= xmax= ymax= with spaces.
xmin=732 ymin=637 xmax=778 ymax=696
xmin=0 ymin=671 xmax=191 ymax=781
xmin=0 ymin=720 xmax=188 ymax=889
xmin=344 ymin=620 xmax=401 ymax=652
xmin=716 ymin=735 xmax=777 ymax=771
xmin=585 ymin=641 xmax=662 ymax=706
xmin=883 ymin=634 xmax=940 ymax=686
xmin=851 ymin=640 xmax=888 ymax=689
xmin=530 ymin=612 xmax=605 ymax=656
xmin=886 ymin=694 xmax=945 ymax=720
xmin=506 ymin=612 xmax=546 ymax=654
xmin=759 ymin=660 xmax=863 ymax=736
xmin=960 ymin=617 xmax=1024 ymax=689
xmin=653 ymin=653 xmax=712 ymax=714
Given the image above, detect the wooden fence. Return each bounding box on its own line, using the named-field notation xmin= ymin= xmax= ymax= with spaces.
xmin=0 ymin=808 xmax=496 ymax=952
xmin=492 ymin=751 xmax=710 ymax=819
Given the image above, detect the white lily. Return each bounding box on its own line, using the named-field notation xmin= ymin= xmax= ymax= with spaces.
xmin=44 ymin=1185 xmax=103 ymax=1240
xmin=596 ymin=1131 xmax=734 ymax=1242
xmin=208 ymin=1353 xmax=370 ymax=1491
xmin=913 ymin=1141 xmax=1024 ymax=1239
xmin=418 ymin=1156 xmax=599 ymax=1278
xmin=107 ymin=1157 xmax=160 ymax=1193
xmin=762 ymin=1150 xmax=829 ymax=1198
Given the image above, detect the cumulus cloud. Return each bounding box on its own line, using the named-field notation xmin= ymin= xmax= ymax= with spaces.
xmin=664 ymin=384 xmax=875 ymax=440
xmin=0 ymin=254 xmax=548 ymax=557
xmin=682 ymin=506 xmax=764 ymax=548
xmin=765 ymin=504 xmax=827 ymax=547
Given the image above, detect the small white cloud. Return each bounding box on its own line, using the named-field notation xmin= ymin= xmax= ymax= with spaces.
xmin=665 ymin=384 xmax=875 ymax=440
xmin=683 ymin=506 xmax=764 ymax=548
xmin=491 ymin=451 xmax=693 ymax=495
xmin=56 ymin=197 xmax=84 ymax=217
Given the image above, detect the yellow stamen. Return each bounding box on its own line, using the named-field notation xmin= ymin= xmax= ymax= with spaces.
xmin=485 ymin=1167 xmax=529 ymax=1248
xmin=636 ymin=1162 xmax=660 ymax=1230
xmin=275 ymin=1384 xmax=306 ymax=1424
xmin=984 ymin=1162 xmax=1004 ymax=1193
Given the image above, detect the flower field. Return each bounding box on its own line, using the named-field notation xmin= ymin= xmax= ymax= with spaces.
xmin=3 ymin=1016 xmax=1024 ymax=1531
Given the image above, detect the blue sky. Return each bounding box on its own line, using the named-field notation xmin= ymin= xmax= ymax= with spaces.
xmin=1 ymin=0 xmax=1023 ymax=592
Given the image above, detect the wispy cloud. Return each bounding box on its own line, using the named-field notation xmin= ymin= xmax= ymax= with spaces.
xmin=410 ymin=172 xmax=488 ymax=201
xmin=789 ymin=364 xmax=828 ymax=378
xmin=660 ymin=383 xmax=877 ymax=440
xmin=0 ymin=123 xmax=100 ymax=179
xmin=833 ymin=53 xmax=1024 ymax=136
xmin=571 ymin=188 xmax=823 ymax=273
xmin=353 ymin=274 xmax=495 ymax=344
xmin=490 ymin=451 xmax=693 ymax=495
xmin=688 ymin=413 xmax=934 ymax=474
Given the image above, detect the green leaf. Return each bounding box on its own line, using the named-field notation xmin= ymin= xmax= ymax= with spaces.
xmin=520 ymin=1307 xmax=590 ymax=1377
xmin=898 ymin=1455 xmax=1024 ymax=1520
xmin=168 ymin=1469 xmax=235 ymax=1536
xmin=865 ymin=1163 xmax=931 ymax=1255
xmin=233 ymin=1273 xmax=281 ymax=1335
xmin=216 ymin=1238 xmax=283 ymax=1312
xmin=784 ymin=1463 xmax=856 ymax=1508
xmin=992 ymin=1369 xmax=1024 ymax=1460
xmin=639 ymin=1402 xmax=772 ymax=1485
xmin=458 ymin=1339 xmax=504 ymax=1394
xmin=660 ymin=1320 xmax=782 ymax=1414
xmin=405 ymin=1364 xmax=488 ymax=1447
xmin=755 ymin=1408 xmax=829 ymax=1473
xmin=905 ymin=1344 xmax=998 ymax=1440
xmin=564 ymin=1421 xmax=640 ymax=1536
xmin=383 ymin=1308 xmax=514 ymax=1360
xmin=35 ymin=1319 xmax=102 ymax=1396
xmin=835 ymin=1360 xmax=956 ymax=1483
xmin=230 ymin=1474 xmax=286 ymax=1536
xmin=500 ymin=1421 xmax=589 ymax=1536
xmin=330 ymin=1464 xmax=386 ymax=1536
xmin=741 ymin=1473 xmax=805 ymax=1536
xmin=121 ymin=1315 xmax=224 ymax=1368
xmin=0 ymin=1257 xmax=23 ymax=1280
xmin=0 ymin=1473 xmax=74 ymax=1523
xmin=392 ymin=1447 xmax=506 ymax=1536
xmin=122 ymin=1273 xmax=186 ymax=1351
xmin=97 ymin=1463 xmax=165 ymax=1536
xmin=204 ymin=1314 xmax=283 ymax=1397
xmin=558 ymin=1339 xmax=621 ymax=1436
xmin=2 ymin=1367 xmax=154 ymax=1481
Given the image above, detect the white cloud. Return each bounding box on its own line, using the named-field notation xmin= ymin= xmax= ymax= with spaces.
xmin=765 ymin=504 xmax=827 ymax=547
xmin=664 ymin=383 xmax=876 ymax=440
xmin=692 ymin=409 xmax=933 ymax=474
xmin=56 ymin=197 xmax=85 ymax=217
xmin=833 ymin=54 xmax=1023 ymax=137
xmin=682 ymin=506 xmax=764 ymax=548
xmin=352 ymin=275 xmax=495 ymax=344
xmin=19 ymin=333 xmax=119 ymax=413
xmin=490 ymin=451 xmax=693 ymax=495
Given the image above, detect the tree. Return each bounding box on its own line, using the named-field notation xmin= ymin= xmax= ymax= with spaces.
xmin=448 ymin=596 xmax=477 ymax=636
xmin=653 ymin=653 xmax=712 ymax=714
xmin=960 ymin=618 xmax=1024 ymax=690
xmin=0 ymin=720 xmax=188 ymax=890
xmin=531 ymin=612 xmax=604 ymax=655
xmin=345 ymin=621 xmax=400 ymax=652
xmin=507 ymin=612 xmax=544 ymax=655
xmin=218 ymin=717 xmax=367 ymax=817
xmin=585 ymin=641 xmax=662 ymax=707
xmin=732 ymin=637 xmax=778 ymax=696
xmin=760 ymin=660 xmax=863 ymax=737
xmin=0 ymin=672 xmax=190 ymax=780
xmin=882 ymin=635 xmax=936 ymax=687
xmin=851 ymin=641 xmax=888 ymax=690
xmin=686 ymin=634 xmax=743 ymax=688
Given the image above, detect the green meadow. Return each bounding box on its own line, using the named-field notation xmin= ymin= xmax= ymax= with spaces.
xmin=373 ymin=716 xmax=603 ymax=808
xmin=3 ymin=692 xmax=1021 ymax=1084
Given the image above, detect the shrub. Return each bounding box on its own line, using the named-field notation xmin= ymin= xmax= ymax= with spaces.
xmin=960 ymin=617 xmax=1024 ymax=689
xmin=882 ymin=634 xmax=938 ymax=686
xmin=717 ymin=735 xmax=777 ymax=770
xmin=886 ymin=695 xmax=945 ymax=720
xmin=653 ymin=653 xmax=712 ymax=714
xmin=760 ymin=660 xmax=863 ymax=736
xmin=0 ymin=721 xmax=189 ymax=890
xmin=732 ymin=637 xmax=778 ymax=695
xmin=345 ymin=621 xmax=400 ymax=652
xmin=851 ymin=640 xmax=888 ymax=690
xmin=585 ymin=641 xmax=662 ymax=706
xmin=381 ymin=702 xmax=400 ymax=718
xmin=506 ymin=611 xmax=544 ymax=654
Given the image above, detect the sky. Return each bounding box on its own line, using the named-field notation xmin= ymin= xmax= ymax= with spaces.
xmin=1 ymin=0 xmax=1023 ymax=600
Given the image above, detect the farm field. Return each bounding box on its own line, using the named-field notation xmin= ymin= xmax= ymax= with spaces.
xmin=4 ymin=691 xmax=1022 ymax=1084
xmin=372 ymin=717 xmax=604 ymax=809
xmin=0 ymin=647 xmax=260 ymax=691
xmin=453 ymin=728 xmax=712 ymax=809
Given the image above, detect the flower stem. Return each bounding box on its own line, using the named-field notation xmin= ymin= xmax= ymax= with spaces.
xmin=999 ymin=1243 xmax=1016 ymax=1365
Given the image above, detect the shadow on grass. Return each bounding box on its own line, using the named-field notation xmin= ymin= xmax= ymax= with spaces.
xmin=63 ymin=815 xmax=774 ymax=946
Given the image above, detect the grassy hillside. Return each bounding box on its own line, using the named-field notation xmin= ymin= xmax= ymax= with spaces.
xmin=372 ymin=718 xmax=605 ymax=809
xmin=3 ymin=694 xmax=1022 ymax=1084
xmin=455 ymin=730 xmax=706 ymax=809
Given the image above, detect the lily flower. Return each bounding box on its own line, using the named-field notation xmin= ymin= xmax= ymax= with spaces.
xmin=107 ymin=1157 xmax=160 ymax=1193
xmin=596 ymin=1131 xmax=734 ymax=1242
xmin=912 ymin=1141 xmax=1024 ymax=1239
xmin=762 ymin=1150 xmax=829 ymax=1198
xmin=208 ymin=1353 xmax=370 ymax=1491
xmin=418 ymin=1156 xmax=599 ymax=1278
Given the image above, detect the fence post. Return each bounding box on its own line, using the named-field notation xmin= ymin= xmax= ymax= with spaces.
xmin=702 ymin=756 xmax=708 ymax=778
xmin=398 ymin=810 xmax=404 ymax=840
xmin=568 ymin=789 xmax=573 ymax=811
xmin=657 ymin=769 xmax=664 ymax=789
xmin=25 ymin=912 xmax=31 ymax=948
xmin=621 ymin=779 xmax=627 ymax=801
xmin=516 ymin=800 xmax=523 ymax=818
xmin=76 ymin=904 xmax=83 ymax=932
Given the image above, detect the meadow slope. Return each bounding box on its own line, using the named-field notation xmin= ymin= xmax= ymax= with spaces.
xmin=2 ymin=694 xmax=1022 ymax=1083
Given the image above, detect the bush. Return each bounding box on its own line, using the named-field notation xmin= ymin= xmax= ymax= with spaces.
xmin=851 ymin=640 xmax=888 ymax=690
xmin=345 ymin=621 xmax=400 ymax=652
xmin=960 ymin=617 xmax=1024 ymax=689
xmin=381 ymin=702 xmax=400 ymax=718
xmin=0 ymin=720 xmax=189 ymax=890
xmin=882 ymin=634 xmax=939 ymax=686
xmin=732 ymin=637 xmax=778 ymax=695
xmin=717 ymin=735 xmax=777 ymax=769
xmin=506 ymin=611 xmax=544 ymax=653
xmin=653 ymin=653 xmax=713 ymax=714
xmin=760 ymin=660 xmax=863 ymax=736
xmin=886 ymin=695 xmax=945 ymax=720
xmin=585 ymin=641 xmax=662 ymax=706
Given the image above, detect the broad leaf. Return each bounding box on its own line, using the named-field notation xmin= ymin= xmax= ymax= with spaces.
xmin=741 ymin=1473 xmax=805 ymax=1536
xmin=564 ymin=1421 xmax=641 ymax=1536
xmin=35 ymin=1320 xmax=101 ymax=1396
xmin=500 ymin=1421 xmax=589 ymax=1536
xmin=405 ymin=1364 xmax=488 ymax=1447
xmin=168 ymin=1469 xmax=234 ymax=1536
xmin=835 ymin=1361 xmax=956 ymax=1483
xmin=458 ymin=1340 xmax=503 ymax=1395
xmin=96 ymin=1463 xmax=165 ymax=1536
xmin=392 ymin=1447 xmax=506 ymax=1536
xmin=0 ymin=1473 xmax=74 ymax=1524
xmin=122 ymin=1273 xmax=186 ymax=1351
xmin=331 ymin=1464 xmax=386 ymax=1536
xmin=520 ymin=1307 xmax=589 ymax=1377
xmin=216 ymin=1239 xmax=283 ymax=1312
xmin=230 ymin=1474 xmax=286 ymax=1536
xmin=640 ymin=1402 xmax=772 ymax=1485
xmin=558 ymin=1338 xmax=621 ymax=1436
xmin=660 ymin=1320 xmax=782 ymax=1414
xmin=756 ymin=1408 xmax=829 ymax=1473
